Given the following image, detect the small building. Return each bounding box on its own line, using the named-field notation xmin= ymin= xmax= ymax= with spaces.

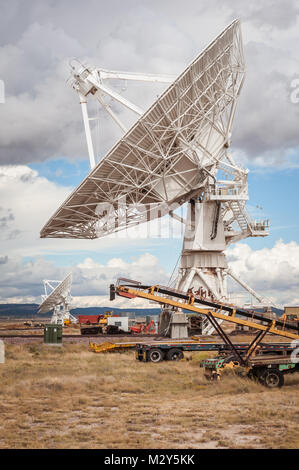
xmin=107 ymin=316 xmax=129 ymax=332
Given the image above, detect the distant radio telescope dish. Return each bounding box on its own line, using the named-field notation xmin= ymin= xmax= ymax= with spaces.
xmin=38 ymin=273 xmax=77 ymax=325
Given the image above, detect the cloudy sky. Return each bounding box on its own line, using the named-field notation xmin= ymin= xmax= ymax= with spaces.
xmin=1 ymin=0 xmax=299 ymax=308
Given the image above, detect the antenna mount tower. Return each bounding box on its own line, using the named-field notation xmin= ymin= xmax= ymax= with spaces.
xmin=41 ymin=20 xmax=274 ymax=337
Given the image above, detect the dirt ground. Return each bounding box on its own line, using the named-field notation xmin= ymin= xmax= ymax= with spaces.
xmin=0 ymin=319 xmax=155 ymax=344
xmin=0 ymin=342 xmax=298 ymax=449
xmin=0 ymin=319 xmax=80 ymax=336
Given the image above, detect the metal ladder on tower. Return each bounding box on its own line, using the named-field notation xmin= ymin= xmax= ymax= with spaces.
xmin=229 ymin=200 xmax=250 ymax=232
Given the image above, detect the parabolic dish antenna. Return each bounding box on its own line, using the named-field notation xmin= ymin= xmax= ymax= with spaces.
xmin=40 ymin=19 xmax=275 ymax=335
xmin=41 ymin=19 xmax=245 ymax=240
xmin=38 ymin=273 xmax=77 ymax=325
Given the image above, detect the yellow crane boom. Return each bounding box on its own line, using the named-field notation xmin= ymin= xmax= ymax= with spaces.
xmin=110 ymin=280 xmax=299 ymax=341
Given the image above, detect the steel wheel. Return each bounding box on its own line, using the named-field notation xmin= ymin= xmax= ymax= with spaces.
xmin=166 ymin=348 xmax=184 ymax=361
xmin=259 ymin=369 xmax=284 ymax=388
xmin=148 ymin=348 xmax=164 ymax=363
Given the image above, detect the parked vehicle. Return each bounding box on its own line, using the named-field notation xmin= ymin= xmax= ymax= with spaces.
xmin=129 ymin=319 xmax=156 ymax=335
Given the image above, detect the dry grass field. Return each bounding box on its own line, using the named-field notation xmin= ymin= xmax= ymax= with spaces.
xmin=0 ymin=342 xmax=298 ymax=449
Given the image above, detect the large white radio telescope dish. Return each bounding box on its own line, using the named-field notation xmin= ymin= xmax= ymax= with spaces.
xmin=40 ymin=20 xmax=274 ymax=335
xmin=41 ymin=20 xmax=245 ymax=240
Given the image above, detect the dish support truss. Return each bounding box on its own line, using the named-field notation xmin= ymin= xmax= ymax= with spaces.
xmin=68 ymin=60 xmax=176 ymax=169
xmin=67 ymin=21 xmax=273 ymax=335
xmin=40 ymin=280 xmax=77 ymax=325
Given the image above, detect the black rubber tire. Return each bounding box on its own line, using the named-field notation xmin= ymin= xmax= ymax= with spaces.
xmin=259 ymin=368 xmax=284 ymax=388
xmin=166 ymin=348 xmax=184 ymax=361
xmin=148 ymin=348 xmax=164 ymax=363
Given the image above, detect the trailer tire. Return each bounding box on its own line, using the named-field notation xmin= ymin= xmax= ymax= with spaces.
xmin=166 ymin=348 xmax=184 ymax=361
xmin=259 ymin=368 xmax=284 ymax=388
xmin=148 ymin=348 xmax=164 ymax=363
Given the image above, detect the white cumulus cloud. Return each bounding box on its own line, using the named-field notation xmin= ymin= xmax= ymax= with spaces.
xmin=1 ymin=1 xmax=299 ymax=167
xmin=0 ymin=252 xmax=169 ymax=309
xmin=227 ymin=240 xmax=299 ymax=306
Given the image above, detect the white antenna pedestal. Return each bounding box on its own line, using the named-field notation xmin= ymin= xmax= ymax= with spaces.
xmin=41 ymin=20 xmax=277 ymax=338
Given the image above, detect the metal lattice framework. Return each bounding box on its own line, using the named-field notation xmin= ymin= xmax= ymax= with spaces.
xmin=40 ymin=19 xmax=275 ymax=335
xmin=41 ymin=20 xmax=252 ymax=240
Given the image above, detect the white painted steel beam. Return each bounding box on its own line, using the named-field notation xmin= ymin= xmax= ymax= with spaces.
xmin=79 ymin=93 xmax=96 ymax=169
xmin=41 ymin=20 xmax=272 ymax=333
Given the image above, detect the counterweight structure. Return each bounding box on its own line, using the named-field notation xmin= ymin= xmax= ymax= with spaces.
xmin=40 ymin=20 xmax=273 ymax=335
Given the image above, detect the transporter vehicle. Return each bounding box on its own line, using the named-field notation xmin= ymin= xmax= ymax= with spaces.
xmin=78 ymin=311 xmax=114 ymax=325
xmin=80 ymin=314 xmax=129 ymax=335
xmin=80 ymin=313 xmax=113 ymax=335
xmin=81 ymin=325 xmax=124 ymax=335
xmin=135 ymin=341 xmax=295 ymax=365
xmin=110 ymin=278 xmax=299 ymax=388
xmin=78 ymin=314 xmax=104 ymax=325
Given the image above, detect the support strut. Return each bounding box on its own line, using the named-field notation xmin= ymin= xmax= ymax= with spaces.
xmin=206 ymin=313 xmax=246 ymax=366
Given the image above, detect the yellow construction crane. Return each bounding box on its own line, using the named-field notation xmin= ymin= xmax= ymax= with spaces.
xmin=110 ymin=279 xmax=299 ymax=341
xmin=109 ymin=279 xmax=299 ymax=388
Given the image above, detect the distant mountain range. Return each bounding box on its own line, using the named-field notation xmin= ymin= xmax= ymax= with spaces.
xmin=0 ymin=303 xmax=284 ymax=320
xmin=0 ymin=304 xmax=161 ymax=318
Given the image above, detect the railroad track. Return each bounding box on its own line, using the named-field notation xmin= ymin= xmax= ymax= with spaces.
xmin=0 ymin=328 xmax=44 ymax=332
xmin=0 ymin=334 xmax=83 ymax=339
xmin=0 ymin=333 xmax=157 ymax=339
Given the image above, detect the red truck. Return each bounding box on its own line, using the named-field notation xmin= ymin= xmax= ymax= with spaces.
xmin=78 ymin=314 xmax=104 ymax=325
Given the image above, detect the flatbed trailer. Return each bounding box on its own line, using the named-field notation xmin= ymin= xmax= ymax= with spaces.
xmin=111 ymin=279 xmax=299 ymax=388
xmin=136 ymin=341 xmax=295 ymax=363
